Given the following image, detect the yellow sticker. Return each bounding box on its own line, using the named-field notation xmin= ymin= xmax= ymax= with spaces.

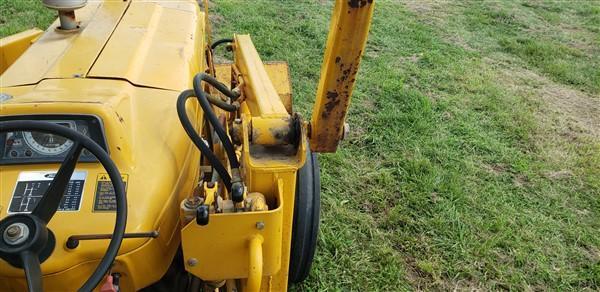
xmin=93 ymin=173 xmax=128 ymax=211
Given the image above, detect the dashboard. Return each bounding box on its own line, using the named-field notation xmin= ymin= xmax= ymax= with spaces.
xmin=0 ymin=115 xmax=108 ymax=165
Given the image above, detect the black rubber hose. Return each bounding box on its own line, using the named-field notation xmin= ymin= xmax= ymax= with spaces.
xmin=205 ymin=116 xmax=214 ymax=153
xmin=193 ymin=74 xmax=245 ymax=202
xmin=193 ymin=74 xmax=240 ymax=169
xmin=198 ymin=72 xmax=241 ymax=101
xmin=206 ymin=93 xmax=237 ymax=112
xmin=211 ymin=38 xmax=233 ymax=50
xmin=177 ymin=89 xmax=233 ymax=190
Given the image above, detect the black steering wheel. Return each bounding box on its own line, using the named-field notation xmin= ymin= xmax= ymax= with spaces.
xmin=0 ymin=121 xmax=127 ymax=292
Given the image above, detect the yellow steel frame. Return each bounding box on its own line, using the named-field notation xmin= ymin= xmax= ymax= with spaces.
xmin=309 ymin=0 xmax=375 ymax=152
xmin=181 ymin=34 xmax=306 ymax=291
xmin=0 ymin=29 xmax=43 ymax=75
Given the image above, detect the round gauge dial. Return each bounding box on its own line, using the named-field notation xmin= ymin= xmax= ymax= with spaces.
xmin=23 ymin=122 xmax=76 ymax=155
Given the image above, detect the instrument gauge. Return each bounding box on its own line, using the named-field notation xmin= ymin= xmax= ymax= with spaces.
xmin=1 ymin=115 xmax=107 ymax=164
xmin=23 ymin=121 xmax=76 ymax=155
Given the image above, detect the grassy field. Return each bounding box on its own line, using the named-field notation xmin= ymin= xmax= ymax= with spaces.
xmin=2 ymin=0 xmax=599 ymax=291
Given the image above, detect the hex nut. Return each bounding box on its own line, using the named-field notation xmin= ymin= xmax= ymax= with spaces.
xmin=3 ymin=223 xmax=29 ymax=245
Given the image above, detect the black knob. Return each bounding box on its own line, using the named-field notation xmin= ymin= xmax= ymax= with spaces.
xmin=66 ymin=238 xmax=79 ymax=249
xmin=231 ymin=182 xmax=244 ymax=203
xmin=196 ymin=205 xmax=209 ymax=226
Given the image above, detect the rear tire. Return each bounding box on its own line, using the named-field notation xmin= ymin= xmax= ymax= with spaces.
xmin=288 ymin=148 xmax=320 ymax=284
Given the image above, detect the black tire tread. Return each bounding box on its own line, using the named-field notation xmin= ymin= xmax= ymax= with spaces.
xmin=289 ymin=149 xmax=320 ymax=284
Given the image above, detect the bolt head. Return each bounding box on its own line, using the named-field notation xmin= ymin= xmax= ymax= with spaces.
xmin=6 ymin=225 xmax=21 ymax=237
xmin=187 ymin=258 xmax=198 ymax=267
xmin=256 ymin=221 xmax=265 ymax=230
xmin=341 ymin=123 xmax=350 ymax=140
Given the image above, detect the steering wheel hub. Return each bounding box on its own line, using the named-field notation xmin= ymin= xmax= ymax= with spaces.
xmin=3 ymin=223 xmax=30 ymax=245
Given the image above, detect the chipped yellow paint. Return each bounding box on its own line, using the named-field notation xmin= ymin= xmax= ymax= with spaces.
xmin=309 ymin=0 xmax=374 ymax=152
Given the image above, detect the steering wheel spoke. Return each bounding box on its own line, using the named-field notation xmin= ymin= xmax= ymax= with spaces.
xmin=32 ymin=142 xmax=83 ymax=223
xmin=20 ymin=251 xmax=42 ymax=292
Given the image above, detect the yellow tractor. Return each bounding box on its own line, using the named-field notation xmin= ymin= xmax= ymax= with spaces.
xmin=0 ymin=0 xmax=374 ymax=291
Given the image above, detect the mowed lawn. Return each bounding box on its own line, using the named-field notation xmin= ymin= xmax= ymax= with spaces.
xmin=2 ymin=0 xmax=599 ymax=291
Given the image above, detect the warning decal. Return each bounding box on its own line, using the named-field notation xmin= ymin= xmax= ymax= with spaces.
xmin=93 ymin=173 xmax=128 ymax=211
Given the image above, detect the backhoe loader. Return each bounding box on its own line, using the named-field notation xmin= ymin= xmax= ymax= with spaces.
xmin=0 ymin=0 xmax=374 ymax=290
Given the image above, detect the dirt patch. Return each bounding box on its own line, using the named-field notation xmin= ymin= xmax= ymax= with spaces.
xmin=513 ymin=174 xmax=529 ymax=187
xmin=402 ymin=1 xmax=475 ymax=51
xmin=402 ymin=255 xmax=487 ymax=291
xmin=544 ymin=169 xmax=573 ymax=180
xmin=583 ymin=245 xmax=600 ymax=262
xmin=402 ymin=256 xmax=436 ymax=290
xmin=209 ymin=13 xmax=224 ymax=27
xmin=402 ymin=1 xmax=447 ymax=15
xmin=494 ymin=62 xmax=600 ymax=140
xmin=556 ymin=25 xmax=598 ymax=55
xmin=399 ymin=53 xmax=423 ymax=64
xmin=483 ymin=163 xmax=507 ymax=175
xmin=401 ymin=1 xmax=457 ymax=29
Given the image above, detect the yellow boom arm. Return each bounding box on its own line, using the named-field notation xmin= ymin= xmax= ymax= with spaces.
xmin=309 ymin=0 xmax=375 ymax=152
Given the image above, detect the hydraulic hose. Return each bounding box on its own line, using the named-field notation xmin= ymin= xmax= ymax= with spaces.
xmin=205 ymin=116 xmax=214 ymax=153
xmin=197 ymin=72 xmax=241 ymax=101
xmin=207 ymin=93 xmax=238 ymax=112
xmin=177 ymin=89 xmax=232 ymax=190
xmin=193 ymin=73 xmax=245 ymax=202
xmin=193 ymin=75 xmax=239 ymax=169
xmin=211 ymin=38 xmax=233 ymax=50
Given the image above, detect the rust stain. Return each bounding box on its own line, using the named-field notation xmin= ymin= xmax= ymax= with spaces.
xmin=321 ymin=52 xmax=362 ymax=121
xmin=269 ymin=125 xmax=289 ymax=143
xmin=116 ymin=112 xmax=125 ymax=123
xmin=251 ymin=127 xmax=261 ymax=143
xmin=322 ymin=90 xmax=341 ymax=119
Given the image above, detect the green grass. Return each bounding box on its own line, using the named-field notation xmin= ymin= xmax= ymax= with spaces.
xmin=0 ymin=0 xmax=54 ymax=37
xmin=2 ymin=0 xmax=599 ymax=291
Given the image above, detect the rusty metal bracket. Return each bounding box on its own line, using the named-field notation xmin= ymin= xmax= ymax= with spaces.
xmin=309 ymin=0 xmax=375 ymax=152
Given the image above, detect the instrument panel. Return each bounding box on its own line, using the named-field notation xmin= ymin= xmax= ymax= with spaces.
xmin=0 ymin=115 xmax=108 ymax=165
